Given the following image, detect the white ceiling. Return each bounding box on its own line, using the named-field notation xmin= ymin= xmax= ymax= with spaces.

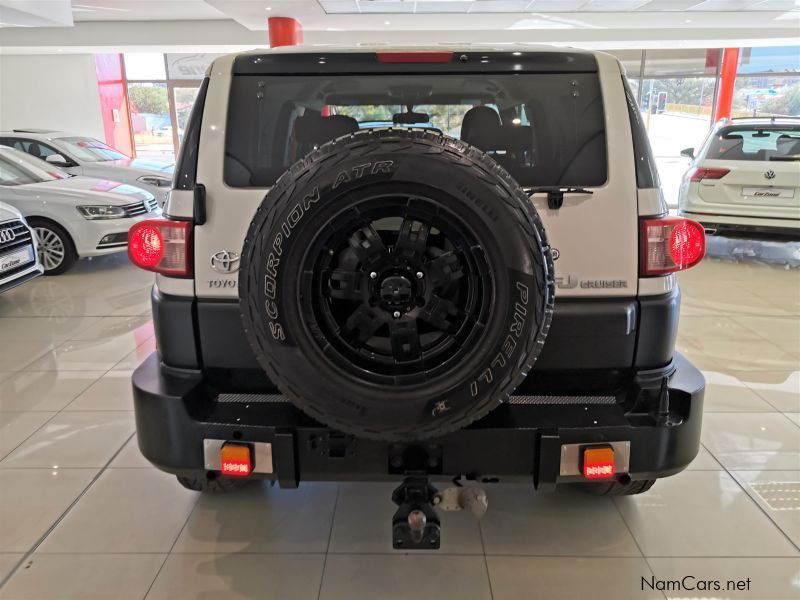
xmin=0 ymin=0 xmax=797 ymax=53
xmin=71 ymin=1 xmax=227 ymax=22
xmin=319 ymin=0 xmax=800 ymax=13
xmin=0 ymin=1 xmax=73 ymax=27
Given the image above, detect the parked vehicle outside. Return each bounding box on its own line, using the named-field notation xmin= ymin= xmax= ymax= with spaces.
xmin=0 ymin=200 xmax=42 ymax=293
xmin=0 ymin=146 xmax=160 ymax=275
xmin=0 ymin=130 xmax=174 ymax=207
xmin=678 ymin=117 xmax=800 ymax=238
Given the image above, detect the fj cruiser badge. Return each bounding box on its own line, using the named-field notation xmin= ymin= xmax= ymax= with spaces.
xmin=555 ymin=274 xmax=628 ymax=289
xmin=211 ymin=251 xmax=240 ymax=274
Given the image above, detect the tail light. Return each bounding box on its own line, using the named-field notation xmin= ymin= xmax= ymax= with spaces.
xmin=128 ymin=219 xmax=192 ymax=277
xmin=377 ymin=51 xmax=454 ymax=63
xmin=687 ymin=167 xmax=729 ymax=182
xmin=641 ymin=217 xmax=705 ymax=276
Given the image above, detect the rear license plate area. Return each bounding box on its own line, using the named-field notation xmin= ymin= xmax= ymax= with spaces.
xmin=741 ymin=187 xmax=795 ymax=199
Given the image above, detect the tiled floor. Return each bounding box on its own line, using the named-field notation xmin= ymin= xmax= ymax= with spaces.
xmin=0 ymin=252 xmax=798 ymax=599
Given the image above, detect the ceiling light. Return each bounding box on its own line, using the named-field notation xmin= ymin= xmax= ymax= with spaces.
xmin=384 ymin=20 xmax=391 ymax=25
xmin=513 ymin=51 xmax=522 ymax=56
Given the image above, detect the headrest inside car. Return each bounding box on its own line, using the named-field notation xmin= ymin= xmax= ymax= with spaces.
xmin=461 ymin=105 xmax=505 ymax=152
xmin=776 ymin=134 xmax=800 ymax=155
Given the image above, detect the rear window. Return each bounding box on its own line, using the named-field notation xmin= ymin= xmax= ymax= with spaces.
xmin=705 ymin=125 xmax=800 ymax=162
xmin=225 ymin=72 xmax=607 ymax=188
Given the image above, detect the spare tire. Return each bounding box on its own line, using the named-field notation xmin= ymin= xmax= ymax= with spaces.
xmin=240 ymin=129 xmax=553 ymax=441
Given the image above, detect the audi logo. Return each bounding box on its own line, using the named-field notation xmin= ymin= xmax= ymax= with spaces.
xmin=0 ymin=228 xmax=16 ymax=244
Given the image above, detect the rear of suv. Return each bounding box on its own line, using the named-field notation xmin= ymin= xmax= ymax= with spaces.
xmin=131 ymin=47 xmax=706 ymax=547
xmin=678 ymin=117 xmax=800 ymax=238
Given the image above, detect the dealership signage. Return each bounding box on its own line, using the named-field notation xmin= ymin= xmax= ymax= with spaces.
xmin=166 ymin=53 xmax=223 ymax=80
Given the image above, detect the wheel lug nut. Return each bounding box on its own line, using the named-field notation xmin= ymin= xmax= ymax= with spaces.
xmin=393 ymin=311 xmax=401 ymax=319
xmin=370 ymin=272 xmax=377 ymax=279
xmin=416 ymin=271 xmax=423 ymax=279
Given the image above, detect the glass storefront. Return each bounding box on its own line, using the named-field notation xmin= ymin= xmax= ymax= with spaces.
xmin=733 ymin=47 xmax=800 ymax=118
xmin=127 ymin=82 xmax=172 ymax=160
xmin=123 ymin=53 xmax=221 ymax=161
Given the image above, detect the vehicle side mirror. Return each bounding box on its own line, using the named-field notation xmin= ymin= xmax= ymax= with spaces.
xmin=45 ymin=154 xmax=70 ymax=167
xmin=680 ymin=147 xmax=694 ymax=159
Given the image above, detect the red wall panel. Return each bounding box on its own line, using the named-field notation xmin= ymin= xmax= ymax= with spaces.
xmin=94 ymin=53 xmax=134 ymax=157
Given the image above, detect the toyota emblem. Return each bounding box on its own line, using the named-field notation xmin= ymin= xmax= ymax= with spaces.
xmin=210 ymin=250 xmax=240 ymax=274
xmin=764 ymin=170 xmax=776 ymax=180
xmin=0 ymin=228 xmax=16 ymax=244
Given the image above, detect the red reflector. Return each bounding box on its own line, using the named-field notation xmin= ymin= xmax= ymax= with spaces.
xmin=583 ymin=447 xmax=615 ymax=480
xmin=128 ymin=219 xmax=192 ymax=277
xmin=376 ymin=51 xmax=454 ymax=63
xmin=641 ymin=217 xmax=705 ymax=276
xmin=220 ymin=443 xmax=253 ymax=477
xmin=688 ymin=167 xmax=729 ymax=182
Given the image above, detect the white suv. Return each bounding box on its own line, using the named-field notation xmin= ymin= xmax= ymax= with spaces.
xmin=0 ymin=130 xmax=174 ymax=206
xmin=0 ymin=201 xmax=42 ymax=293
xmin=678 ymin=117 xmax=800 ymax=237
xmin=128 ymin=47 xmax=709 ymax=545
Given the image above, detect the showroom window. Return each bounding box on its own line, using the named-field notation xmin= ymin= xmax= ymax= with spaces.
xmin=123 ymin=53 xmax=221 ymax=160
xmin=733 ymin=46 xmax=800 ymax=118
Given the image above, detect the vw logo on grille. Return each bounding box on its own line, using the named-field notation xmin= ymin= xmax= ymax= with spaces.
xmin=0 ymin=228 xmax=16 ymax=244
xmin=210 ymin=250 xmax=240 ymax=274
xmin=764 ymin=170 xmax=776 ymax=180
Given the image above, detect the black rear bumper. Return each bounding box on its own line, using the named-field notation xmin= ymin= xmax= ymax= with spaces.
xmin=152 ymin=286 xmax=681 ymax=373
xmin=133 ymin=351 xmax=704 ymax=488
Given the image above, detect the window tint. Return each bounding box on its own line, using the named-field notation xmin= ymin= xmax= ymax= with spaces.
xmin=0 ymin=149 xmax=69 ymax=185
xmin=53 ymin=137 xmax=128 ymax=162
xmin=225 ymin=72 xmax=607 ymax=188
xmin=706 ymin=126 xmax=800 ymax=161
xmin=622 ymin=76 xmax=660 ymax=189
xmin=2 ymin=139 xmax=59 ymax=160
xmin=174 ymin=77 xmax=209 ymax=190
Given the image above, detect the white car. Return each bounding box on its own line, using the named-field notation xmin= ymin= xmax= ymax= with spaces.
xmin=678 ymin=118 xmax=800 ymax=237
xmin=0 ymin=200 xmax=42 ymax=292
xmin=0 ymin=129 xmax=174 ymax=206
xmin=0 ymin=146 xmax=160 ymax=275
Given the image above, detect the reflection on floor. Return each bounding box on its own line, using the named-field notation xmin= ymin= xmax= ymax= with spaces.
xmin=706 ymin=235 xmax=800 ymax=269
xmin=0 ymin=247 xmax=798 ymax=600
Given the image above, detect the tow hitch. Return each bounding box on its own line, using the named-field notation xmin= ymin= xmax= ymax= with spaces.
xmin=391 ymin=476 xmax=488 ymax=550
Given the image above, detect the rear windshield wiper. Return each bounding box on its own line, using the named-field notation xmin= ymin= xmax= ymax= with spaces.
xmin=769 ymin=156 xmax=800 ymax=162
xmin=526 ymin=187 xmax=594 ymax=210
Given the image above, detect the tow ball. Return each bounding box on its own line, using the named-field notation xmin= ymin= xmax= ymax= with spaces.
xmin=391 ymin=476 xmax=488 ymax=550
